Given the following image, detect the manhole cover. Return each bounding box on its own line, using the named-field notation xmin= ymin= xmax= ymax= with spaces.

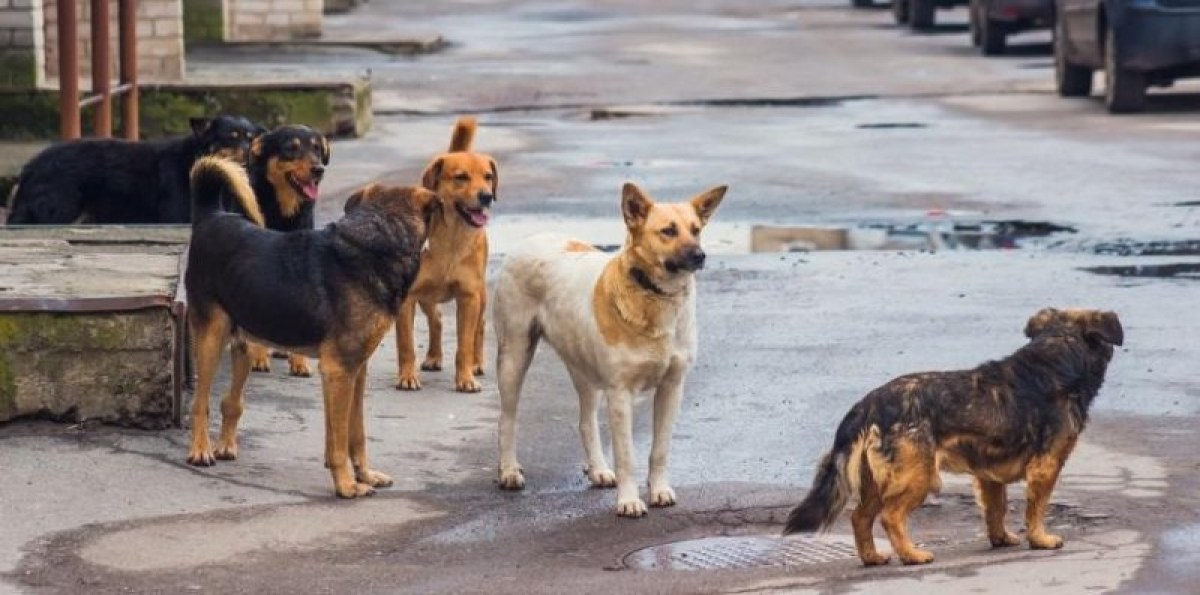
xmin=623 ymin=535 xmax=863 ymax=571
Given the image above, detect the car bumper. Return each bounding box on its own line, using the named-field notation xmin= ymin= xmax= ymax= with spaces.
xmin=989 ymin=0 xmax=1054 ymax=24
xmin=1116 ymin=2 xmax=1200 ymax=71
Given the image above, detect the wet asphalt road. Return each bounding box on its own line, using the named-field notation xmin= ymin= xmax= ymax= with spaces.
xmin=5 ymin=0 xmax=1200 ymax=593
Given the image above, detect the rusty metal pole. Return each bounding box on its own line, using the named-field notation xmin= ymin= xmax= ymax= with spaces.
xmin=57 ymin=0 xmax=81 ymax=139
xmin=119 ymin=0 xmax=138 ymax=139
xmin=91 ymin=0 xmax=112 ymax=137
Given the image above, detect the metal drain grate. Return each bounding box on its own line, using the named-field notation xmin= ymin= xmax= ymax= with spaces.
xmin=623 ymin=535 xmax=863 ymax=571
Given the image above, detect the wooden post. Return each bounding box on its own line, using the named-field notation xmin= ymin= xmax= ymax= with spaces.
xmin=119 ymin=0 xmax=139 ymax=139
xmin=91 ymin=0 xmax=112 ymax=137
xmin=57 ymin=0 xmax=81 ymax=139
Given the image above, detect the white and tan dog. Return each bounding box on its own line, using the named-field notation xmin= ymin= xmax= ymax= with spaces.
xmin=492 ymin=182 xmax=727 ymax=517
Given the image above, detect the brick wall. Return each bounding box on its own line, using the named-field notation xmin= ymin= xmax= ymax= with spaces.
xmin=0 ymin=0 xmax=45 ymax=88
xmin=225 ymin=0 xmax=321 ymax=41
xmin=42 ymin=0 xmax=184 ymax=85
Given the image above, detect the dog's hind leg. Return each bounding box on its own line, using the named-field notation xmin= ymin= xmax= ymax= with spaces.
xmin=569 ymin=369 xmax=614 ymax=489
xmin=878 ymin=437 xmax=936 ymax=564
xmin=647 ymin=362 xmax=686 ymax=507
xmin=320 ymin=358 xmax=374 ymax=499
xmin=396 ymin=297 xmax=423 ymax=390
xmin=187 ymin=309 xmax=232 ymax=467
xmin=419 ymin=299 xmax=443 ymax=372
xmin=1024 ymin=435 xmax=1077 ymax=550
xmin=496 ymin=313 xmax=539 ymax=490
xmin=453 ymin=293 xmax=484 ymax=393
xmin=974 ymin=478 xmax=1020 ymax=547
xmin=852 ymin=472 xmax=890 ymax=566
xmin=349 ymin=364 xmax=393 ymax=489
xmin=472 ymin=288 xmax=486 ymax=377
xmin=607 ymin=389 xmax=647 ymax=518
xmin=213 ymin=338 xmax=252 ymax=461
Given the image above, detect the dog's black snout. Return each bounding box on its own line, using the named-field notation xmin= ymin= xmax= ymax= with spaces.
xmin=311 ymin=164 xmax=325 ymax=180
xmin=684 ymin=246 xmax=706 ymax=270
xmin=478 ymin=191 xmax=494 ymax=207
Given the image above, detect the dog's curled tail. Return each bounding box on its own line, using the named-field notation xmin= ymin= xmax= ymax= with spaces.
xmin=189 ymin=156 xmax=264 ymax=227
xmin=449 ymin=116 xmax=477 ymax=152
xmin=783 ymin=410 xmax=879 ymax=535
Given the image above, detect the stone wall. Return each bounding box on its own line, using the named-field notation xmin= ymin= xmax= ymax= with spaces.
xmin=42 ymin=0 xmax=184 ymax=84
xmin=225 ymin=0 xmax=321 ymax=41
xmin=0 ymin=0 xmax=44 ymax=88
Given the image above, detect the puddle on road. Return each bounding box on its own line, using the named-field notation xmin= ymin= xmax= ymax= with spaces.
xmin=1083 ymin=263 xmax=1200 ymax=280
xmin=489 ymin=215 xmax=1074 ymax=255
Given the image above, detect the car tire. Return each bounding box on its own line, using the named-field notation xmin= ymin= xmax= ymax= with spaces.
xmin=893 ymin=0 xmax=910 ymax=24
xmin=910 ymin=0 xmax=936 ymax=30
xmin=969 ymin=0 xmax=983 ymax=46
xmin=980 ymin=17 xmax=1007 ymax=55
xmin=1104 ymin=27 xmax=1146 ymax=113
xmin=1054 ymin=15 xmax=1093 ymax=97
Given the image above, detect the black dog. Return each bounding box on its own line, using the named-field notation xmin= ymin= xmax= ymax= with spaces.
xmin=235 ymin=124 xmax=332 ymax=376
xmin=6 ymin=115 xmax=263 ymax=225
xmin=185 ymin=156 xmax=436 ymax=498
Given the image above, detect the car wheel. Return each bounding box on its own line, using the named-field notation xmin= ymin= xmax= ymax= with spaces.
xmin=910 ymin=0 xmax=936 ymax=29
xmin=893 ymin=0 xmax=910 ymax=24
xmin=1054 ymin=15 xmax=1093 ymax=96
xmin=852 ymin=0 xmax=874 ymax=7
xmin=1104 ymin=27 xmax=1145 ymax=113
xmin=969 ymin=0 xmax=983 ymax=46
xmin=980 ymin=16 xmax=1007 ymax=55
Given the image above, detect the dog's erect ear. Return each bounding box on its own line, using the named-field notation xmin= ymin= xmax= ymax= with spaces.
xmin=421 ymin=157 xmax=444 ymax=191
xmin=344 ymin=184 xmax=375 ymax=214
xmin=1024 ymin=307 xmax=1059 ymax=339
xmin=253 ymin=124 xmax=268 ymax=137
xmin=690 ymin=185 xmax=728 ymax=226
xmin=488 ymin=158 xmax=499 ymax=199
xmin=190 ymin=117 xmax=212 ymax=137
xmin=1087 ymin=311 xmax=1124 ymax=346
xmin=319 ymin=137 xmax=331 ymax=165
xmin=621 ymin=183 xmax=652 ymax=230
xmin=249 ymin=137 xmax=264 ymax=163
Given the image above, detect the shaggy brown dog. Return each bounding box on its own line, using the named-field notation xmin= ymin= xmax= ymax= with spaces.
xmin=395 ymin=116 xmax=497 ymax=393
xmin=185 ymin=157 xmax=435 ymax=498
xmin=784 ymin=308 xmax=1123 ymax=566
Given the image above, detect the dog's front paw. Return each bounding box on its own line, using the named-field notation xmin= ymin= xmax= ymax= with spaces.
xmin=473 ymin=365 xmax=485 ymax=376
xmin=288 ymin=357 xmax=312 ymax=377
xmin=356 ymin=468 xmax=394 ymax=488
xmin=187 ymin=443 xmax=216 ymax=467
xmin=213 ymin=439 xmax=238 ymax=461
xmin=649 ymin=485 xmax=677 ymax=507
xmin=455 ymin=376 xmax=482 ymax=393
xmin=616 ymin=498 xmax=648 ymax=518
xmin=397 ymin=373 xmax=422 ymax=391
xmin=585 ymin=466 xmax=617 ymax=488
xmin=1028 ymin=532 xmax=1064 ymax=550
xmin=990 ymin=531 xmax=1021 ymax=547
xmin=250 ymin=356 xmax=271 ymax=373
xmin=336 ymin=482 xmax=376 ymax=499
xmin=420 ymin=357 xmax=442 ymax=371
xmin=898 ymin=549 xmax=935 ymax=565
xmin=859 ymin=552 xmax=892 ymax=566
xmin=498 ymin=466 xmax=526 ymax=490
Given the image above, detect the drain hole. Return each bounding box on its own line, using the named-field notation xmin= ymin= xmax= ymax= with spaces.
xmin=857 ymin=122 xmax=928 ymax=129
xmin=1083 ymin=263 xmax=1200 ymax=279
xmin=624 ymin=535 xmax=862 ymax=571
xmin=1093 ymin=239 xmax=1200 ymax=257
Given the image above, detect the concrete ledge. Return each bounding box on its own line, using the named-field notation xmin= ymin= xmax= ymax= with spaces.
xmin=0 ymin=226 xmax=190 ymax=428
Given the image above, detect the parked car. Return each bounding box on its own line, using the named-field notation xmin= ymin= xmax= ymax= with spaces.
xmin=1055 ymin=0 xmax=1200 ymax=112
xmin=969 ymin=0 xmax=1055 ymax=55
xmin=893 ymin=0 xmax=970 ymax=30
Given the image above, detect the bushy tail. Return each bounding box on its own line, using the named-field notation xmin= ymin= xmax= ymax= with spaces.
xmin=448 ymin=116 xmax=476 ymax=152
xmin=189 ymin=156 xmax=264 ymax=227
xmin=783 ymin=411 xmax=877 ymax=535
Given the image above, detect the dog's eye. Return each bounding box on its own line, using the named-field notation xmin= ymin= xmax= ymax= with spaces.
xmin=660 ymin=226 xmax=678 ymax=238
xmin=484 ymin=173 xmax=494 ymax=181
xmin=230 ymin=131 xmax=241 ymax=139
xmin=454 ymin=172 xmax=470 ymax=183
xmin=692 ymin=226 xmax=701 ymax=237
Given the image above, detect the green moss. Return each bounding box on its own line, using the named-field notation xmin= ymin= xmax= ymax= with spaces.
xmin=0 ymin=51 xmax=37 ymax=90
xmin=0 ymin=91 xmax=59 ymax=139
xmin=183 ymin=0 xmax=225 ymax=44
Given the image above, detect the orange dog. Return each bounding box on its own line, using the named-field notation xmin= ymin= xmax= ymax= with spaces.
xmin=396 ymin=117 xmax=497 ymax=393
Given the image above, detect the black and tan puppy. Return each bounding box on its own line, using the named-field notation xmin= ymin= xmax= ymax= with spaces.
xmin=6 ymin=115 xmax=262 ymax=225
xmin=237 ymin=125 xmax=332 ymax=377
xmin=784 ymin=308 xmax=1123 ymax=566
xmin=185 ymin=156 xmax=435 ymax=498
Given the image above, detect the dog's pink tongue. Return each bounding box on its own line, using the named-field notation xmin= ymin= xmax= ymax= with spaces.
xmin=469 ymin=210 xmax=489 ymax=227
xmin=301 ymin=182 xmax=319 ymax=201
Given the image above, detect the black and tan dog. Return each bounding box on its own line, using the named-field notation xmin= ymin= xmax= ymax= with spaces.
xmin=784 ymin=308 xmax=1123 ymax=566
xmin=236 ymin=124 xmax=332 ymax=378
xmin=6 ymin=115 xmax=262 ymax=225
xmin=395 ymin=116 xmax=497 ymax=393
xmin=185 ymin=156 xmax=435 ymax=498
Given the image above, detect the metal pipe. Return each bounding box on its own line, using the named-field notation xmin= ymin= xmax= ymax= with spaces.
xmin=119 ymin=0 xmax=138 ymax=139
xmin=91 ymin=0 xmax=112 ymax=137
xmin=57 ymin=0 xmax=81 ymax=139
